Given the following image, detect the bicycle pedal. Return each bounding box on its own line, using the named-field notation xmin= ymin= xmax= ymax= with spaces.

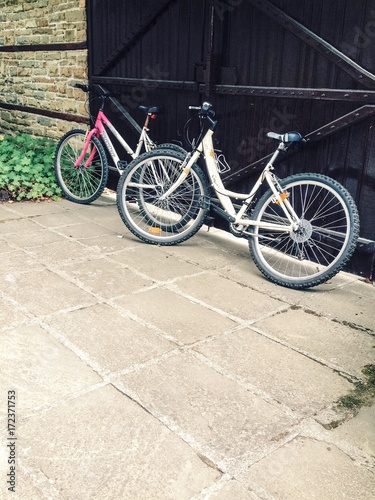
xmin=204 ymin=215 xmax=215 ymax=227
xmin=117 ymin=161 xmax=128 ymax=170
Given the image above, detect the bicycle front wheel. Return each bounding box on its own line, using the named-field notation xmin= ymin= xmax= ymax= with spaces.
xmin=116 ymin=150 xmax=209 ymax=245
xmin=54 ymin=129 xmax=108 ymax=204
xmin=249 ymin=173 xmax=360 ymax=289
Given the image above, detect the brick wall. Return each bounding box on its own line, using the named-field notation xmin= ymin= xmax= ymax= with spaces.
xmin=0 ymin=0 xmax=88 ymax=139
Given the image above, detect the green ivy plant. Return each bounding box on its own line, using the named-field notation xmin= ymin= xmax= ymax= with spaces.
xmin=0 ymin=134 xmax=62 ymax=202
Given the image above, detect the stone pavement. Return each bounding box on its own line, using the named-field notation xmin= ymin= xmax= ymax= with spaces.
xmin=0 ymin=194 xmax=374 ymax=499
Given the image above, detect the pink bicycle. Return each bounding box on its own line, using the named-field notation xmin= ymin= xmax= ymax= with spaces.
xmin=54 ymin=84 xmax=184 ymax=204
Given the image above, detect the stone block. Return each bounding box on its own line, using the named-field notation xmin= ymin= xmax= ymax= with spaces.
xmin=114 ymin=287 xmax=236 ymax=345
xmin=195 ymin=327 xmax=352 ymax=415
xmin=118 ymin=352 xmax=297 ymax=465
xmin=240 ymin=437 xmax=375 ymax=500
xmin=0 ymin=324 xmax=101 ymax=414
xmin=255 ymin=308 xmax=375 ymax=378
xmin=16 ymin=386 xmax=221 ymax=499
xmin=51 ymin=302 xmax=175 ymax=374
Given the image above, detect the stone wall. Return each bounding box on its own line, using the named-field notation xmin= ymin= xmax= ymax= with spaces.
xmin=0 ymin=0 xmax=88 ymax=139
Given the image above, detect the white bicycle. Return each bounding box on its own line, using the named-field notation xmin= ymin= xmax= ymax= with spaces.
xmin=116 ymin=102 xmax=360 ymax=289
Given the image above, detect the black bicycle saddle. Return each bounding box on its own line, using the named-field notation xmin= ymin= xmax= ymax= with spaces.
xmin=138 ymin=105 xmax=163 ymax=115
xmin=267 ymin=131 xmax=304 ymax=143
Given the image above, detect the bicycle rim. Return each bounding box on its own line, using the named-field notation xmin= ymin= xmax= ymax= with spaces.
xmin=54 ymin=130 xmax=108 ymax=204
xmin=117 ymin=151 xmax=209 ymax=245
xmin=249 ymin=174 xmax=359 ymax=289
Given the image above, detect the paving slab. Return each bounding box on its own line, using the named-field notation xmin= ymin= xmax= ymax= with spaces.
xmin=30 ymin=209 xmax=90 ymax=228
xmin=254 ymin=307 xmax=375 ymax=378
xmin=0 ymin=324 xmax=101 ymax=414
xmin=78 ymin=233 xmax=137 ymax=254
xmin=195 ymin=327 xmax=352 ymax=415
xmin=0 ymin=239 xmax=14 ymax=254
xmin=109 ymin=246 xmax=202 ymax=281
xmin=174 ymin=271 xmax=287 ymax=321
xmin=1 ymin=464 xmax=54 ymax=500
xmin=0 ymin=297 xmax=30 ymax=325
xmin=55 ymin=221 xmax=117 ymax=240
xmin=0 ymin=217 xmax=42 ymax=236
xmin=332 ymin=404 xmax=375 ymax=457
xmin=82 ymin=203 xmax=129 ymax=234
xmin=0 ymin=249 xmax=45 ymax=278
xmin=161 ymin=229 xmax=250 ymax=271
xmin=4 ymin=268 xmax=97 ymax=316
xmin=293 ymin=284 xmax=375 ymax=333
xmin=240 ymin=437 xmax=375 ymax=500
xmin=205 ymin=479 xmax=262 ymax=499
xmin=2 ymin=200 xmax=65 ymax=217
xmin=16 ymin=385 xmax=221 ymax=500
xmin=5 ymin=226 xmax=66 ymax=248
xmin=116 ymin=352 xmax=297 ymax=467
xmin=114 ymin=287 xmax=236 ymax=345
xmin=28 ymin=238 xmax=101 ymax=266
xmin=60 ymin=256 xmax=153 ymax=299
xmin=0 ymin=204 xmax=20 ymax=221
xmin=50 ymin=303 xmax=175 ymax=374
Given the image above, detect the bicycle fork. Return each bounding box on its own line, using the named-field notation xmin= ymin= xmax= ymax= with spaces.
xmin=263 ymin=169 xmax=300 ymax=229
xmin=74 ymin=129 xmax=99 ymax=169
xmin=158 ymin=149 xmax=202 ymax=199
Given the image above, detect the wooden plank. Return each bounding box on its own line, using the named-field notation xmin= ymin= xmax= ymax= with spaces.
xmin=247 ymin=0 xmax=375 ymax=88
xmin=222 ymin=105 xmax=375 ymax=183
xmin=97 ymin=0 xmax=176 ymax=76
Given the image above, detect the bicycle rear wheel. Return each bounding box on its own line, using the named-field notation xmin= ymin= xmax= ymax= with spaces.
xmin=54 ymin=129 xmax=108 ymax=204
xmin=249 ymin=173 xmax=360 ymax=289
xmin=116 ymin=149 xmax=209 ymax=245
xmin=156 ymin=143 xmax=187 ymax=155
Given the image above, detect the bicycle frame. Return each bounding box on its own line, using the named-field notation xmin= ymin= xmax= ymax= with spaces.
xmin=74 ymin=104 xmax=155 ymax=173
xmin=159 ymin=128 xmax=301 ymax=233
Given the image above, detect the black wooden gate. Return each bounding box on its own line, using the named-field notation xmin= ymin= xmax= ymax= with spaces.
xmin=86 ymin=0 xmax=375 ymax=279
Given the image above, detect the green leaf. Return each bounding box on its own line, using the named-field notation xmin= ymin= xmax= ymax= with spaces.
xmin=0 ymin=133 xmax=61 ymax=201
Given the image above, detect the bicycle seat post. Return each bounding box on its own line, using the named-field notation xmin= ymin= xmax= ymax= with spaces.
xmin=143 ymin=114 xmax=150 ymax=131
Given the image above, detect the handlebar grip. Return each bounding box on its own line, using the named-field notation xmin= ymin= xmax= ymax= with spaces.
xmin=74 ymin=83 xmax=89 ymax=92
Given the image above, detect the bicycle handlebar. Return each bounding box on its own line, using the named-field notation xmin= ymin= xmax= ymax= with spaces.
xmin=189 ymin=102 xmax=214 ymax=114
xmin=189 ymin=102 xmax=217 ymax=130
xmin=74 ymin=83 xmax=90 ymax=92
xmin=74 ymin=83 xmax=111 ymax=97
xmin=188 ymin=102 xmax=305 ymax=145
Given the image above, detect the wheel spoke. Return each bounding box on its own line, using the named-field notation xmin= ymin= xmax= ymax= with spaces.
xmin=54 ymin=130 xmax=108 ymax=204
xmin=117 ymin=151 xmax=209 ymax=245
xmin=249 ymin=174 xmax=359 ymax=288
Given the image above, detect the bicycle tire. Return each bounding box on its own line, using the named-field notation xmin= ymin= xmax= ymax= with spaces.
xmin=156 ymin=143 xmax=187 ymax=156
xmin=248 ymin=173 xmax=360 ymax=289
xmin=54 ymin=129 xmax=108 ymax=204
xmin=116 ymin=149 xmax=209 ymax=245
xmin=135 ymin=151 xmax=203 ymax=232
